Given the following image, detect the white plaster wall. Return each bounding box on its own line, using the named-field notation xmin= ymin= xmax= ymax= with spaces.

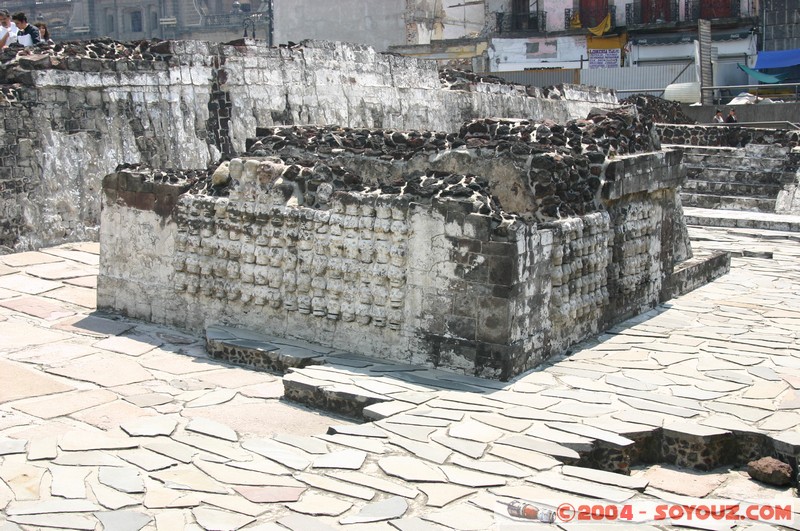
xmin=488 ymin=35 xmax=588 ymax=71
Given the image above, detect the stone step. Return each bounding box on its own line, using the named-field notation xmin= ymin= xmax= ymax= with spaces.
xmin=205 ymin=325 xmax=330 ymax=374
xmin=685 ymin=166 xmax=796 ymax=185
xmin=683 ymin=180 xmax=784 ymax=198
xmin=681 ymin=151 xmax=789 ymax=166
xmin=683 ymin=207 xmax=800 ymax=232
xmin=681 ymin=193 xmax=777 ymax=212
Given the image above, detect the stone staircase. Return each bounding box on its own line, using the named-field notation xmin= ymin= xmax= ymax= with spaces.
xmin=676 ymin=144 xmax=798 ymax=213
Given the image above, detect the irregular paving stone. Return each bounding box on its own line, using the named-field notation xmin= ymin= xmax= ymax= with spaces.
xmin=12 ymin=389 xmax=116 ymax=419
xmin=642 ymin=465 xmax=726 ymax=497
xmin=118 ymin=448 xmax=178 ymax=472
xmin=363 ymin=401 xmax=416 ymax=420
xmin=46 ymin=354 xmax=153 ymax=387
xmin=545 ymin=422 xmax=634 ymax=447
xmin=317 ymin=433 xmax=386 ymax=453
xmin=186 ymin=389 xmax=238 ymax=408
xmin=294 ymin=472 xmax=376 ymax=500
xmin=124 ymin=393 xmax=174 ymax=407
xmin=430 ymin=434 xmax=486 ymax=459
xmin=192 ymin=506 xmax=255 ymax=530
xmin=561 ymin=465 xmax=649 ymax=490
xmin=59 ymin=431 xmax=138 ymax=452
xmin=340 ymin=496 xmax=408 ymax=524
xmin=286 ymin=493 xmax=353 ymax=516
xmin=226 ymin=458 xmax=293 ymax=476
xmin=48 ymin=465 xmax=90 ymax=499
xmin=98 ymin=466 xmax=145 ymax=494
xmin=418 ymin=482 xmax=475 ymax=508
xmin=234 ymin=486 xmax=306 ymax=503
xmin=171 ymin=433 xmax=252 ymax=461
xmin=704 ymin=402 xmax=772 ymax=422
xmin=142 ymin=482 xmax=202 ymax=509
xmin=325 ymin=470 xmax=419 ymax=498
xmin=185 ymin=417 xmax=238 ymax=442
xmin=312 ymin=449 xmax=366 ymax=469
xmin=448 ymin=420 xmax=505 ymax=444
xmin=527 ymin=472 xmax=635 ymax=503
xmin=525 ymin=423 xmax=596 ymax=452
xmin=388 ymin=435 xmax=451 ymax=464
xmin=200 ymin=493 xmax=270 ymax=517
xmin=26 ymin=437 xmax=57 ymax=461
xmin=53 ymin=450 xmax=127 ymax=467
xmin=488 ymin=444 xmax=562 ymax=470
xmin=277 ymin=513 xmax=338 ymax=531
xmin=0 ymin=296 xmax=75 ymax=320
xmin=377 ymin=421 xmax=436 ymax=442
xmin=90 ymin=483 xmax=140 ymax=511
xmin=120 ymin=416 xmax=178 ymax=437
xmin=149 ymin=465 xmax=228 ymax=494
xmin=193 ymin=459 xmax=300 ymax=487
xmin=241 ymin=439 xmax=311 ymax=470
xmin=0 ymin=438 xmax=26 ymax=456
xmin=143 ymin=438 xmax=204 ymax=464
xmin=617 ymin=396 xmax=700 ymax=418
xmin=94 ymin=510 xmax=152 ymax=531
xmin=439 ymin=464 xmax=506 ymax=487
xmin=273 ymin=434 xmax=330 ymax=454
xmin=386 ymin=414 xmax=450 ymax=428
xmin=0 ymin=458 xmax=47 ymax=500
xmin=389 ymin=517 xmax=444 ymax=531
xmin=495 ymin=435 xmax=580 ymax=461
xmin=379 ymin=456 xmax=448 ymax=483
xmin=5 ymin=498 xmax=100 ymax=515
xmin=421 ymin=502 xmax=495 ymax=531
xmin=51 ymin=314 xmax=133 ymax=338
xmin=8 ymin=513 xmax=97 ymax=530
xmin=450 ymin=454 xmax=532 ymax=479
xmin=93 ymin=333 xmax=164 ymax=357
xmin=469 ymin=412 xmax=530 ymax=433
xmin=747 ymin=457 xmax=792 ymax=486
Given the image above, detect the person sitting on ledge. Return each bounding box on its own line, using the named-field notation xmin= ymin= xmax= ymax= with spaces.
xmin=11 ymin=13 xmax=40 ymax=47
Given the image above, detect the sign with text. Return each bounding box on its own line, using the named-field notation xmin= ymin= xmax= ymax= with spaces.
xmin=588 ymin=48 xmax=620 ymax=69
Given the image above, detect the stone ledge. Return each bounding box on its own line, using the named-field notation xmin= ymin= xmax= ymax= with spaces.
xmin=660 ymin=251 xmax=730 ymax=302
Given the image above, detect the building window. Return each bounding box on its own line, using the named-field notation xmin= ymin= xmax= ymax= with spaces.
xmin=526 ymin=42 xmax=539 ymax=54
xmin=106 ymin=13 xmax=114 ymax=32
xmin=130 ymin=11 xmax=143 ymax=32
xmin=151 ymin=11 xmax=158 ymax=31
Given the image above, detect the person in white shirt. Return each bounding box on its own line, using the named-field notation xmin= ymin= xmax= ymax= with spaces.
xmin=0 ymin=10 xmax=18 ymax=48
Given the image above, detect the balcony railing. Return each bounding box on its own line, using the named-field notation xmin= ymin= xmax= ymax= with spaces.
xmin=564 ymin=6 xmax=616 ymax=30
xmin=626 ymin=0 xmax=680 ymax=25
xmin=684 ymin=0 xmax=746 ymax=22
xmin=496 ymin=10 xmax=547 ymax=33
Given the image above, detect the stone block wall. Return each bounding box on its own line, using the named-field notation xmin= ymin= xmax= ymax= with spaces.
xmin=656 ymin=124 xmax=800 ymax=149
xmin=0 ymin=39 xmax=615 ymax=251
xmin=99 ymin=112 xmax=690 ymax=379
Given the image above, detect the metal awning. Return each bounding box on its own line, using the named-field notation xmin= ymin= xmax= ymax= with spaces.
xmin=755 ymin=49 xmax=800 ymax=69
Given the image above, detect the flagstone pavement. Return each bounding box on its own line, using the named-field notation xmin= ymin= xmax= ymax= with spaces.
xmin=0 ymin=225 xmax=799 ymax=530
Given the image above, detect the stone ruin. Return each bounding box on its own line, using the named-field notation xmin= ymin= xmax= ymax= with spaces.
xmin=0 ymin=37 xmax=728 ymax=378
xmin=99 ymin=108 xmax=728 ymax=380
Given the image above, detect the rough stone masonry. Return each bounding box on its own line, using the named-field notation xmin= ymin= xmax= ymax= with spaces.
xmin=99 ymin=106 xmax=711 ymax=379
xmin=0 ymin=38 xmax=612 ymax=252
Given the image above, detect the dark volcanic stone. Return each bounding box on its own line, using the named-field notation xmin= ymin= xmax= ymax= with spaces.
xmin=747 ymin=457 xmax=792 ymax=486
